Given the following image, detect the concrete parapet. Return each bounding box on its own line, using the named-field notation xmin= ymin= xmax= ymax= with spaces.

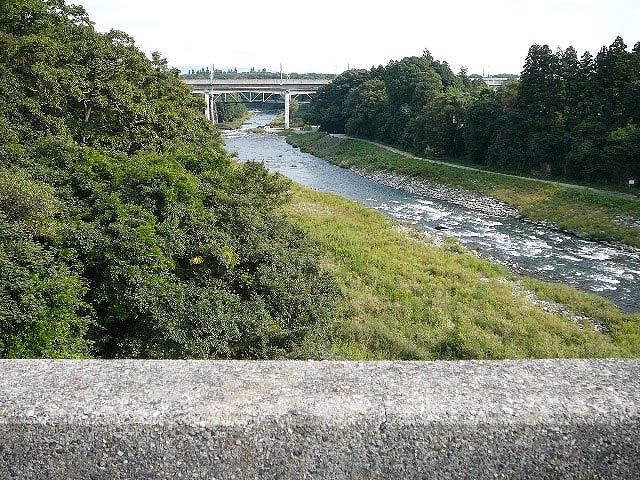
xmin=1 ymin=359 xmax=638 ymax=479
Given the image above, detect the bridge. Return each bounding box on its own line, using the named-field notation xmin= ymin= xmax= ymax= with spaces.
xmin=482 ymin=77 xmax=516 ymax=89
xmin=183 ymin=78 xmax=331 ymax=128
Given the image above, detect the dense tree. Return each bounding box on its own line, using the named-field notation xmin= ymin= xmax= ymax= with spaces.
xmin=603 ymin=124 xmax=640 ymax=181
xmin=464 ymin=90 xmax=502 ymax=163
xmin=215 ymin=101 xmax=248 ymax=123
xmin=344 ymin=78 xmax=388 ymax=138
xmin=0 ymin=0 xmax=339 ymax=358
xmin=304 ymin=69 xmax=370 ymax=133
xmin=411 ymin=88 xmax=469 ymax=156
xmin=305 ymin=38 xmax=639 ymax=185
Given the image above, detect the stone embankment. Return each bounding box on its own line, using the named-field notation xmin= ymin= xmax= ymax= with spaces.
xmin=1 ymin=359 xmax=639 ymax=479
xmin=352 ymin=168 xmax=520 ymax=218
xmin=352 ymin=167 xmax=640 ymax=254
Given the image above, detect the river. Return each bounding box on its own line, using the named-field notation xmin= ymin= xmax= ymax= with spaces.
xmin=224 ymin=112 xmax=640 ymax=313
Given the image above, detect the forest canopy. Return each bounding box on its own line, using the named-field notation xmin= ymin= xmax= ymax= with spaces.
xmin=303 ymin=41 xmax=640 ymax=185
xmin=0 ymin=0 xmax=339 ymax=358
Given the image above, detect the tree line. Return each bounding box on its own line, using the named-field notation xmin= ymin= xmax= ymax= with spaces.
xmin=0 ymin=0 xmax=338 ymax=358
xmin=181 ymin=69 xmax=336 ymax=80
xmin=303 ymin=40 xmax=640 ymax=186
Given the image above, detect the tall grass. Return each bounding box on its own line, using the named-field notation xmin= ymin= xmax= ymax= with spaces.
xmin=285 ymin=185 xmax=640 ymax=359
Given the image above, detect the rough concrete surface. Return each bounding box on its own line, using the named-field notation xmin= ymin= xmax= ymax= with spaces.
xmin=0 ymin=359 xmax=638 ymax=479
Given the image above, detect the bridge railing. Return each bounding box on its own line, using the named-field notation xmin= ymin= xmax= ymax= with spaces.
xmin=183 ymin=78 xmax=331 ymax=88
xmin=1 ymin=359 xmax=638 ymax=478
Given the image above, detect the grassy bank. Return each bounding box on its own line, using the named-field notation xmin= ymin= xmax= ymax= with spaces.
xmin=284 ymin=185 xmax=640 ymax=359
xmin=269 ymin=113 xmax=306 ymax=129
xmin=287 ymin=132 xmax=640 ymax=248
xmin=216 ymin=110 xmax=254 ymax=129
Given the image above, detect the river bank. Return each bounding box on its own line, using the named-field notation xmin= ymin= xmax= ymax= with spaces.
xmin=351 ymin=165 xmax=640 ymax=255
xmin=284 ymin=185 xmax=640 ymax=359
xmin=226 ymin=117 xmax=640 ymax=312
xmin=286 ymin=132 xmax=640 ymax=249
xmin=222 ymin=113 xmax=640 ymax=357
xmin=216 ymin=109 xmax=255 ymax=129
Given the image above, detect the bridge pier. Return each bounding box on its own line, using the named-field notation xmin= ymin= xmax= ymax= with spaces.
xmin=204 ymin=92 xmax=218 ymax=124
xmin=204 ymin=93 xmax=211 ymax=122
xmin=284 ymin=90 xmax=291 ymax=129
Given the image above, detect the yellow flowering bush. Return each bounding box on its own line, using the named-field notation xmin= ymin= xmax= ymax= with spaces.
xmin=189 ymin=256 xmax=203 ymax=265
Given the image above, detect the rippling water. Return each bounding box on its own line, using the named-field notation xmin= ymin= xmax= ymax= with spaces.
xmin=224 ymin=113 xmax=640 ymax=312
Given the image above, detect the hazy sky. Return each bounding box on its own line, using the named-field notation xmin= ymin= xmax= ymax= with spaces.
xmin=77 ymin=0 xmax=639 ymax=75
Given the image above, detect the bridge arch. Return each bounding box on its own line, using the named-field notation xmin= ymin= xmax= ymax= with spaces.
xmin=183 ymin=78 xmax=331 ymax=128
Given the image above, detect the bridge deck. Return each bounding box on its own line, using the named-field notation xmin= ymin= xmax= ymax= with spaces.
xmin=184 ymin=78 xmax=330 ymax=91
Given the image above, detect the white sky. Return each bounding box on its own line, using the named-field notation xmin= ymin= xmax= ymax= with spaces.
xmin=77 ymin=0 xmax=639 ymax=75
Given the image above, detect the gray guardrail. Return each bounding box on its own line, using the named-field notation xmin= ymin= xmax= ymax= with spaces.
xmin=1 ymin=359 xmax=638 ymax=479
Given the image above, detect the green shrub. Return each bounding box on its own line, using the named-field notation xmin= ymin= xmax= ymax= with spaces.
xmin=0 ymin=213 xmax=91 ymax=358
xmin=0 ymin=0 xmax=340 ymax=359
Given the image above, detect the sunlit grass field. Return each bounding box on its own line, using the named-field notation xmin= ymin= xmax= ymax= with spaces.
xmin=285 ymin=185 xmax=640 ymax=359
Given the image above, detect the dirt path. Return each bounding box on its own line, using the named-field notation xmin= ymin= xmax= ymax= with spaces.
xmin=330 ymin=134 xmax=638 ymax=200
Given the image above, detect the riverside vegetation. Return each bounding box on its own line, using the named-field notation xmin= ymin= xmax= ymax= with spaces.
xmin=1 ymin=0 xmax=638 ymax=359
xmin=301 ymin=42 xmax=640 ymax=188
xmin=0 ymin=0 xmax=337 ymax=358
xmin=285 ymin=186 xmax=639 ymax=359
xmin=287 ymin=132 xmax=640 ymax=248
xmin=294 ymin=39 xmax=640 ymax=248
xmin=214 ymin=102 xmax=251 ymax=129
